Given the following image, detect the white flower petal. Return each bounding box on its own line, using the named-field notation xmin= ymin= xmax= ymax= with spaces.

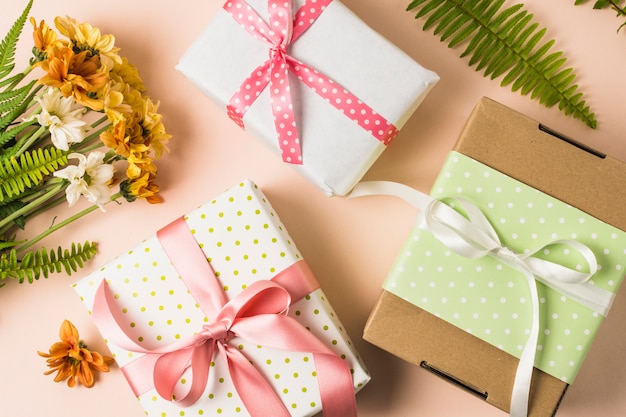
xmin=64 ymin=182 xmax=85 ymax=207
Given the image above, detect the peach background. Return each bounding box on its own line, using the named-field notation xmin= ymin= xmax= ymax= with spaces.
xmin=1 ymin=0 xmax=625 ymax=416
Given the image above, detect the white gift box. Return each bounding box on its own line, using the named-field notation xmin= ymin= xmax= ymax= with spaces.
xmin=73 ymin=179 xmax=370 ymax=417
xmin=177 ymin=0 xmax=439 ymax=196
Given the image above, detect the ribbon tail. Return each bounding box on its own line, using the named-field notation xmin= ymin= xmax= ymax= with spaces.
xmin=510 ymin=272 xmax=541 ymax=417
xmin=234 ymin=315 xmax=357 ymax=417
xmin=224 ymin=345 xmax=291 ymax=417
xmin=313 ymin=352 xmax=358 ymax=417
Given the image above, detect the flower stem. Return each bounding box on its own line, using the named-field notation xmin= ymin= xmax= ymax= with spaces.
xmin=90 ymin=114 xmax=109 ymax=129
xmin=11 ymin=125 xmax=47 ymax=158
xmin=74 ymin=123 xmax=111 ymax=153
xmin=0 ymin=179 xmax=65 ymax=232
xmin=608 ymin=0 xmax=626 ymax=16
xmin=16 ymin=192 xmax=122 ymax=254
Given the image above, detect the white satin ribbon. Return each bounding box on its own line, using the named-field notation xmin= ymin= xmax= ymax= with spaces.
xmin=349 ymin=181 xmax=613 ymax=417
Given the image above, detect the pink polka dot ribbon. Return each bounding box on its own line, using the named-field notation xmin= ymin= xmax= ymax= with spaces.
xmin=224 ymin=0 xmax=399 ymax=164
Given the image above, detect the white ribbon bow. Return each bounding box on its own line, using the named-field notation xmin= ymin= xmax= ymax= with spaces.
xmin=349 ymin=181 xmax=613 ymax=417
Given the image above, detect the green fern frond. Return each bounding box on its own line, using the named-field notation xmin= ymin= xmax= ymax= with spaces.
xmin=0 ymin=71 xmax=27 ymax=90
xmin=0 ymin=79 xmax=38 ymax=131
xmin=408 ymin=0 xmax=597 ymax=128
xmin=0 ymin=147 xmax=68 ymax=202
xmin=0 ymin=0 xmax=33 ymax=82
xmin=0 ymin=239 xmax=22 ymax=251
xmin=0 ymin=240 xmax=98 ymax=283
xmin=0 ymin=117 xmax=37 ymax=148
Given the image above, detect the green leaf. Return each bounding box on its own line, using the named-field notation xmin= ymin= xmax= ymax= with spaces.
xmin=0 ymin=147 xmax=69 ymax=201
xmin=0 ymin=79 xmax=38 ymax=132
xmin=593 ymin=0 xmax=612 ymax=9
xmin=0 ymin=0 xmax=33 ymax=82
xmin=408 ymin=0 xmax=597 ymax=128
xmin=0 ymin=117 xmax=37 ymax=148
xmin=0 ymin=241 xmax=98 ymax=284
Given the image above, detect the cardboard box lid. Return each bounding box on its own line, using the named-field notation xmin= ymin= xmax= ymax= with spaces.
xmin=364 ymin=97 xmax=626 ymax=416
xmin=456 ymin=97 xmax=626 ymax=231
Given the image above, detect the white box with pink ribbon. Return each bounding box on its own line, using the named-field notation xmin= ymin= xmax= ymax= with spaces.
xmin=73 ymin=179 xmax=370 ymax=417
xmin=177 ymin=0 xmax=439 ymax=196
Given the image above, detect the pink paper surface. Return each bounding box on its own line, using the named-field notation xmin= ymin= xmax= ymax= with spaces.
xmin=2 ymin=1 xmax=626 ymax=417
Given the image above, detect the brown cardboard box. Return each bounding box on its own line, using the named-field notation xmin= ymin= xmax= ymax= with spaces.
xmin=363 ymin=97 xmax=626 ymax=416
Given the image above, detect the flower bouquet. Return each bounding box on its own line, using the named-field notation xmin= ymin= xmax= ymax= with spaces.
xmin=0 ymin=0 xmax=170 ymax=285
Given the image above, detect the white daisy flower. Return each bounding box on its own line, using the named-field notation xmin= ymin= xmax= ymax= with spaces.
xmin=53 ymin=151 xmax=115 ymax=211
xmin=29 ymin=88 xmax=87 ymax=150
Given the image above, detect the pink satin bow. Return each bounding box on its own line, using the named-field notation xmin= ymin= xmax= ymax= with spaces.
xmin=92 ymin=217 xmax=357 ymax=417
xmin=225 ymin=0 xmax=399 ymax=164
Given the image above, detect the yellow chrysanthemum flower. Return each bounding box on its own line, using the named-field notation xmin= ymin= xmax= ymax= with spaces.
xmin=111 ymin=56 xmax=146 ymax=93
xmin=100 ymin=80 xmax=133 ymax=121
xmin=54 ymin=16 xmax=122 ymax=70
xmin=141 ymin=98 xmax=171 ymax=159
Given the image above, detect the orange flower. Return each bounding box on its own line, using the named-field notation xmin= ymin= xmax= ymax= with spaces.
xmin=38 ymin=320 xmax=114 ymax=388
xmin=30 ymin=17 xmax=65 ymax=56
xmin=100 ymin=119 xmax=130 ymax=157
xmin=37 ymin=45 xmax=109 ymax=111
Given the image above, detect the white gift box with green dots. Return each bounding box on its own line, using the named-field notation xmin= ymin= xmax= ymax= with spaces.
xmin=73 ymin=179 xmax=370 ymax=417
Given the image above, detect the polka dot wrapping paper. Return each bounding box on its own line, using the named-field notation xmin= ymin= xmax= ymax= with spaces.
xmin=73 ymin=179 xmax=370 ymax=417
xmin=177 ymin=0 xmax=439 ymax=196
xmin=383 ymin=152 xmax=626 ymax=384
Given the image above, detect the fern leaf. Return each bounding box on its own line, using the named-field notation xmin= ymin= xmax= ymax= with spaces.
xmin=0 ymin=147 xmax=69 ymax=202
xmin=0 ymin=239 xmax=22 ymax=251
xmin=434 ymin=8 xmax=463 ymax=38
xmin=0 ymin=117 xmax=37 ymax=148
xmin=0 ymin=241 xmax=98 ymax=284
xmin=409 ymin=0 xmax=597 ymax=128
xmin=0 ymin=0 xmax=33 ymax=82
xmin=0 ymin=79 xmax=38 ymax=131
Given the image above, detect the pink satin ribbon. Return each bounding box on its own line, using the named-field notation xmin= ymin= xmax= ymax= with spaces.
xmin=92 ymin=217 xmax=357 ymax=417
xmin=224 ymin=0 xmax=399 ymax=164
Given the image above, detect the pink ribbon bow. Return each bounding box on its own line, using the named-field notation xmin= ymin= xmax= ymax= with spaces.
xmin=92 ymin=217 xmax=357 ymax=417
xmin=225 ymin=0 xmax=399 ymax=164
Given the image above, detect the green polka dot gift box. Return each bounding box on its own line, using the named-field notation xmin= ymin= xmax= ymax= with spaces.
xmin=363 ymin=98 xmax=626 ymax=417
xmin=177 ymin=0 xmax=438 ymax=197
xmin=73 ymin=179 xmax=369 ymax=417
